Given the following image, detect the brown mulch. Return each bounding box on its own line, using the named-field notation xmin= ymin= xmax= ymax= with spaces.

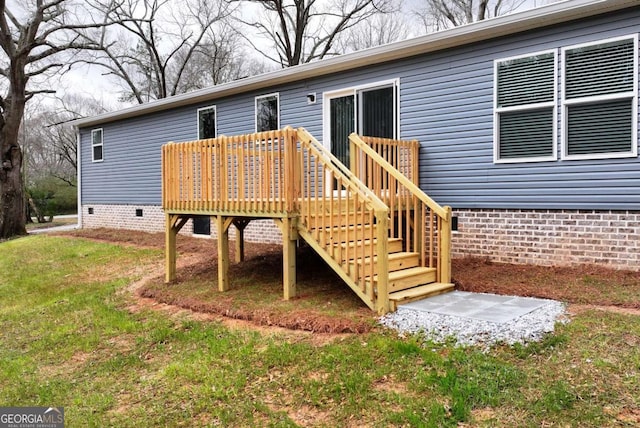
xmin=62 ymin=227 xmax=238 ymax=255
xmin=138 ymin=286 xmax=373 ymax=334
xmin=55 ymin=228 xmax=640 ymax=334
xmin=453 ymin=257 xmax=640 ymax=309
xmin=137 ymin=246 xmax=375 ymax=334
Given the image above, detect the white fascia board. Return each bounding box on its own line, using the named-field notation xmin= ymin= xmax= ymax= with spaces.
xmin=70 ymin=0 xmax=636 ymax=129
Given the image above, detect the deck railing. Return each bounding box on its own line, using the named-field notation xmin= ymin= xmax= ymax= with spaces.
xmin=349 ymin=133 xmax=452 ymax=283
xmin=296 ymin=128 xmax=390 ymax=313
xmin=353 ymin=136 xmax=420 ymax=187
xmin=162 ymin=128 xmax=450 ymax=312
xmin=162 ymin=128 xmax=298 ymax=215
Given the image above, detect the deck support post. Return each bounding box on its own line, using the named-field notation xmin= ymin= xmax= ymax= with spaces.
xmin=438 ymin=206 xmax=452 ymax=284
xmin=165 ymin=213 xmax=188 ymax=283
xmin=375 ymin=210 xmax=390 ymax=315
xmin=216 ymin=216 xmax=234 ymax=291
xmin=276 ymin=217 xmax=298 ymax=300
xmin=232 ymin=219 xmax=251 ymax=263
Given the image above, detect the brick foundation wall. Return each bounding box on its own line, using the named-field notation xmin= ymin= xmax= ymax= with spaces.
xmin=81 ymin=204 xmax=640 ymax=270
xmin=81 ymin=204 xmax=283 ymax=243
xmin=208 ymin=219 xmax=283 ymax=244
xmin=451 ymin=209 xmax=640 ymax=270
xmin=82 ymin=204 xmax=168 ymax=233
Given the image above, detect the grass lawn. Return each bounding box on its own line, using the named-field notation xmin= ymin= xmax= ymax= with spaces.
xmin=1 ymin=235 xmax=639 ymax=426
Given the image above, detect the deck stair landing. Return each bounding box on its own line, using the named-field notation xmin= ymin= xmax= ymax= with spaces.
xmin=163 ymin=127 xmax=453 ymax=314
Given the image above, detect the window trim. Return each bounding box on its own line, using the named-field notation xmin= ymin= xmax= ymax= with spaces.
xmin=493 ymin=49 xmax=558 ymax=164
xmin=560 ymin=34 xmax=638 ymax=161
xmin=255 ymin=92 xmax=280 ymax=132
xmin=91 ymin=128 xmax=103 ymax=163
xmin=197 ymin=105 xmax=217 ymax=139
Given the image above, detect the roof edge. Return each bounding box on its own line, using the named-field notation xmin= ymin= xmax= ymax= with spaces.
xmin=71 ymin=0 xmax=637 ymax=128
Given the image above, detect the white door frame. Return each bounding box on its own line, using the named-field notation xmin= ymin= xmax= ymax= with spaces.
xmin=322 ymin=78 xmax=400 ymax=152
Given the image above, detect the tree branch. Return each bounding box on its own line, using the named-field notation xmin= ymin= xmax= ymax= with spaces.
xmin=26 ymin=62 xmax=64 ymax=78
xmin=0 ymin=0 xmax=17 ymax=57
xmin=51 ymin=172 xmax=76 ymax=187
xmin=25 ymin=89 xmax=57 ymax=102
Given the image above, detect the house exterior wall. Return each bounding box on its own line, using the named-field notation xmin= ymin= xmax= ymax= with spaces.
xmin=79 ymin=6 xmax=640 ymax=269
xmin=80 ymin=8 xmax=640 ymax=210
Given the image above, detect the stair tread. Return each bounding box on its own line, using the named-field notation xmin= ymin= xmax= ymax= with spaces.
xmin=338 ymin=237 xmax=402 ymax=248
xmin=350 ymin=251 xmax=419 ymax=263
xmin=372 ymin=266 xmax=436 ymax=281
xmin=389 ymin=282 xmax=454 ymax=301
xmin=316 ymin=223 xmax=374 ymax=230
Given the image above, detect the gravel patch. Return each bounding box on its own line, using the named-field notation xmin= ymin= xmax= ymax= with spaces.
xmin=379 ymin=295 xmax=568 ymax=348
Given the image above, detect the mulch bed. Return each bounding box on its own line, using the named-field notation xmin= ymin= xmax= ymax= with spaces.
xmin=453 ymin=257 xmax=640 ymax=309
xmin=58 ymin=229 xmax=640 ymax=333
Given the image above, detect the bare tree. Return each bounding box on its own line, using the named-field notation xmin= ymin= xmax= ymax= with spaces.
xmin=23 ymin=110 xmax=76 ymax=187
xmin=337 ymin=6 xmax=410 ymax=53
xmin=415 ymin=0 xmax=528 ymax=31
xmin=23 ymin=94 xmax=108 ymax=187
xmin=232 ymin=0 xmax=394 ymax=67
xmin=82 ymin=0 xmax=251 ymax=103
xmin=22 ymin=108 xmax=75 ymax=224
xmin=0 ymin=0 xmax=124 ymax=238
xmin=168 ymin=22 xmax=271 ymax=93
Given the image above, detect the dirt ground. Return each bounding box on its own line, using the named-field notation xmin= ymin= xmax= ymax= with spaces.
xmin=60 ymin=228 xmax=640 ymax=331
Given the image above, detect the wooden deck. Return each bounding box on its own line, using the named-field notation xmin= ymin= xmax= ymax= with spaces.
xmin=162 ymin=127 xmax=453 ymax=314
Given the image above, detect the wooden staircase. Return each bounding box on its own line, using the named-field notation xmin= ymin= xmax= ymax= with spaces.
xmin=304 ymin=202 xmax=454 ymax=312
xmin=163 ymin=127 xmax=454 ymax=315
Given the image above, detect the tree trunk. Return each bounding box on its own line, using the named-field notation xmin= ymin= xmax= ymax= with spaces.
xmin=25 ymin=196 xmax=33 ymax=224
xmin=0 ymin=143 xmax=27 ymax=238
xmin=27 ymin=195 xmax=46 ymax=224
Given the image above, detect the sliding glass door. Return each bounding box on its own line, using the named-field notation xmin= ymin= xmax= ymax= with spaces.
xmin=330 ymin=95 xmax=355 ymax=167
xmin=326 ymin=82 xmax=397 ymax=166
xmin=360 ymin=85 xmax=395 ymax=139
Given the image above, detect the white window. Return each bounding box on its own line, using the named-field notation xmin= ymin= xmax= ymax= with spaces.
xmin=91 ymin=128 xmax=103 ymax=162
xmin=494 ymin=50 xmax=557 ymax=163
xmin=255 ymin=93 xmax=280 ymax=132
xmin=562 ymin=35 xmax=638 ymax=160
xmin=197 ymin=105 xmax=217 ymax=139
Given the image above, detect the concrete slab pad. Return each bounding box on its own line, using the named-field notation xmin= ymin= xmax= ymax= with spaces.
xmin=401 ymin=291 xmax=551 ymax=324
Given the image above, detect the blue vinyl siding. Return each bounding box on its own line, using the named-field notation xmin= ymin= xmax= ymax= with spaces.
xmin=81 ymin=6 xmax=640 ymax=210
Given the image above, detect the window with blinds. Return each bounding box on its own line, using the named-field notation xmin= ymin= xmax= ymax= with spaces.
xmin=562 ymin=36 xmax=638 ymax=159
xmin=494 ymin=51 xmax=557 ymax=162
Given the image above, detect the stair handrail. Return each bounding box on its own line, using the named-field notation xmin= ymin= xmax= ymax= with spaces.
xmin=350 ymin=133 xmax=447 ymax=219
xmin=349 ymin=133 xmax=452 ymax=283
xmin=296 ymin=127 xmax=391 ymax=314
xmin=296 ymin=128 xmax=388 ymax=213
